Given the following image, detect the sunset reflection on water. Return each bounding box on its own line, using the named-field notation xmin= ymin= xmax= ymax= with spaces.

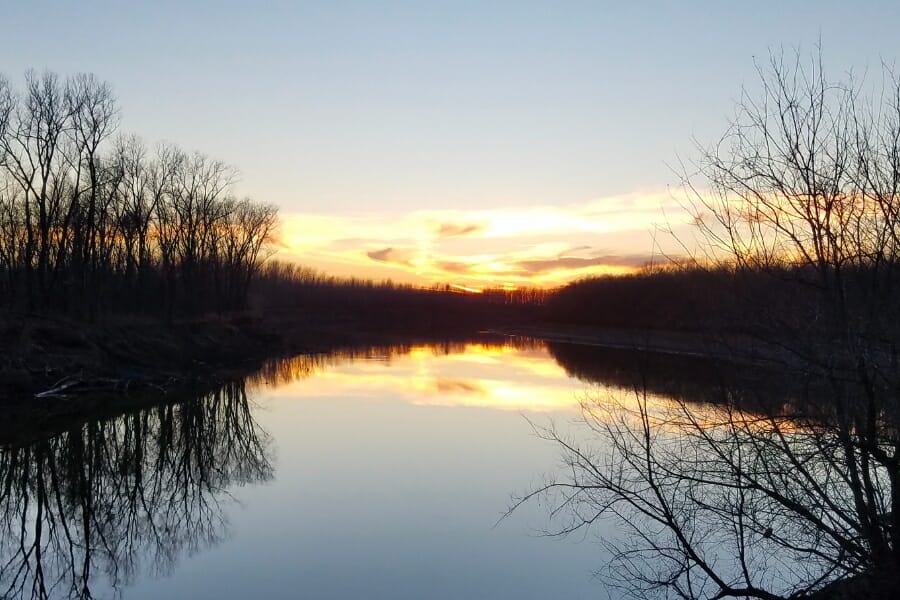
xmin=3 ymin=338 xmax=784 ymax=600
xmin=247 ymin=338 xmax=783 ymax=429
xmin=249 ymin=340 xmax=590 ymax=412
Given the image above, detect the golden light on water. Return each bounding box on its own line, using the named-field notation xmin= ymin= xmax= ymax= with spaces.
xmin=249 ymin=342 xmax=703 ymax=415
xmin=247 ymin=341 xmax=774 ymax=433
xmin=253 ymin=342 xmax=588 ymax=412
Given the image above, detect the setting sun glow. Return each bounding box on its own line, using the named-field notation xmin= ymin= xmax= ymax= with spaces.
xmin=277 ymin=189 xmax=694 ymax=289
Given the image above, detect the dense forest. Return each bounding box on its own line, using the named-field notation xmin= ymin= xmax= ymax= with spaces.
xmin=0 ymin=68 xmax=766 ymax=337
xmin=6 ymin=66 xmax=899 ymax=412
xmin=0 ymin=71 xmax=277 ymax=318
xmin=250 ymin=260 xmax=550 ymax=334
xmin=0 ymin=70 xmax=558 ymax=329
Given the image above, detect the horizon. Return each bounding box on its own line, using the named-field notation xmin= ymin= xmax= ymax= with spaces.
xmin=3 ymin=2 xmax=899 ymax=288
xmin=5 ymin=5 xmax=900 ymax=598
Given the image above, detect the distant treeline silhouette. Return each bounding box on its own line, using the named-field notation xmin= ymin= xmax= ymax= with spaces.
xmin=0 ymin=70 xmax=560 ymax=327
xmin=251 ymin=260 xmax=549 ymax=334
xmin=543 ymin=261 xmax=899 ymax=340
xmin=544 ymin=264 xmax=729 ymax=330
xmin=0 ymin=71 xmax=277 ymax=318
xmin=8 ymin=68 xmax=875 ymax=341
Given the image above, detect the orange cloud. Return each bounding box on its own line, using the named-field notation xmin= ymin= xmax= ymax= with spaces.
xmin=436 ymin=222 xmax=485 ymax=238
xmin=513 ymin=253 xmax=656 ymax=275
xmin=366 ymin=246 xmax=417 ymax=266
xmin=277 ymin=188 xmax=696 ymax=288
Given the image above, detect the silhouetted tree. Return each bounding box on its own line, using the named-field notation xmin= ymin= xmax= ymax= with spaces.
xmin=0 ymin=70 xmax=278 ymax=318
xmin=515 ymin=49 xmax=900 ymax=599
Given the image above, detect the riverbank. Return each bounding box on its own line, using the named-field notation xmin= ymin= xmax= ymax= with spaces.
xmin=0 ymin=311 xmax=781 ymax=400
xmin=493 ymin=323 xmax=796 ymax=368
xmin=0 ymin=310 xmax=524 ymax=447
xmin=0 ymin=308 xmax=524 ymax=399
xmin=0 ymin=312 xmax=270 ymax=398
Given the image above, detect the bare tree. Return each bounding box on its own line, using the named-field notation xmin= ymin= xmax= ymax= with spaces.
xmin=0 ymin=71 xmax=72 ymax=307
xmin=0 ymin=70 xmax=278 ymax=317
xmin=513 ymin=49 xmax=900 ymax=599
xmin=64 ymin=73 xmax=119 ymax=315
xmin=220 ymin=198 xmax=278 ymax=308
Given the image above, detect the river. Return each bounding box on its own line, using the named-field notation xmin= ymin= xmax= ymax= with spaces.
xmin=0 ymin=338 xmax=735 ymax=599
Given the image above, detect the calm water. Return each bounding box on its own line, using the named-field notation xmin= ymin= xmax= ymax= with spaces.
xmin=0 ymin=339 xmax=718 ymax=600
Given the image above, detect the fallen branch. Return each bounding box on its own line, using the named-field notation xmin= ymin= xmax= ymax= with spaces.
xmin=34 ymin=375 xmax=82 ymax=398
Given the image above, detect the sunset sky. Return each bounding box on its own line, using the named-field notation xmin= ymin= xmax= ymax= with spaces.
xmin=4 ymin=1 xmax=898 ymax=287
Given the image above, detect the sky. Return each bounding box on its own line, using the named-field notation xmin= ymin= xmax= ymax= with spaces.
xmin=2 ymin=1 xmax=899 ymax=288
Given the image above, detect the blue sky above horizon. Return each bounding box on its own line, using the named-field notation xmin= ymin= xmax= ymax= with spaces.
xmin=3 ymin=1 xmax=899 ymax=286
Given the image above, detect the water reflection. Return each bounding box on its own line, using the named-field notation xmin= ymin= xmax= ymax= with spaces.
xmin=0 ymin=381 xmax=272 ymax=599
xmin=252 ymin=339 xmax=581 ymax=412
xmin=0 ymin=337 xmax=788 ymax=599
xmin=516 ymin=343 xmax=874 ymax=598
xmin=547 ymin=340 xmax=799 ymax=414
xmin=247 ymin=338 xmax=545 ymax=388
xmin=254 ymin=338 xmax=794 ymax=415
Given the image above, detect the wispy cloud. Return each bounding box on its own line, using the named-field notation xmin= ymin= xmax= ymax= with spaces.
xmin=513 ymin=253 xmax=656 ymax=275
xmin=278 ymin=188 xmax=694 ymax=287
xmin=436 ymin=222 xmax=485 ymax=238
xmin=435 ymin=260 xmax=476 ymax=275
xmin=366 ymin=246 xmax=417 ymax=266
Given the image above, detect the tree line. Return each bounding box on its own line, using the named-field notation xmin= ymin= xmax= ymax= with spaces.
xmin=250 ymin=260 xmax=548 ymax=335
xmin=0 ymin=71 xmax=277 ymax=319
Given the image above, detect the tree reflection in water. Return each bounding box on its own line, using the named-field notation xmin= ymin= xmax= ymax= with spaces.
xmin=519 ymin=342 xmax=900 ymax=598
xmin=0 ymin=381 xmax=273 ymax=600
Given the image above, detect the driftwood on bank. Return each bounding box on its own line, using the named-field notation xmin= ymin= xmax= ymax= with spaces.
xmin=33 ymin=373 xmax=176 ymax=398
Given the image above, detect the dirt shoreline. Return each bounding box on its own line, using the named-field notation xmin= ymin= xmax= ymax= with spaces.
xmin=0 ymin=311 xmax=514 ymax=446
xmin=2 ymin=311 xmax=788 ymax=401
xmin=0 ymin=311 xmax=523 ymax=400
xmin=0 ymin=315 xmax=805 ymax=451
xmin=491 ymin=323 xmax=791 ymax=368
